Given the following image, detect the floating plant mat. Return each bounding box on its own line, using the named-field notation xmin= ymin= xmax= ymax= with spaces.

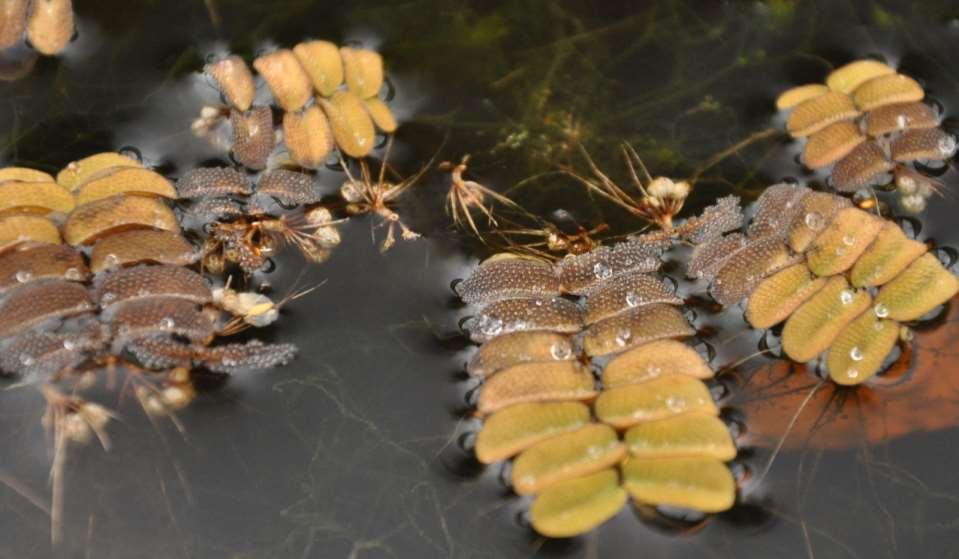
xmin=3 ymin=1 xmax=959 ymax=558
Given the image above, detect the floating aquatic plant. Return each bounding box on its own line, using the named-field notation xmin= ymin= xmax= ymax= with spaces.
xmin=691 ymin=183 xmax=959 ymax=384
xmin=175 ymin=165 xmax=342 ymax=274
xmin=454 ymin=217 xmax=741 ymax=537
xmin=190 ymin=41 xmax=425 ymax=255
xmin=446 ymin=116 xmax=959 ymax=538
xmin=0 ymin=156 xmax=301 ymax=542
xmin=0 ymin=0 xmax=75 ymax=56
xmin=194 ymin=40 xmax=396 ymax=168
xmin=776 ymin=59 xmax=957 ymax=213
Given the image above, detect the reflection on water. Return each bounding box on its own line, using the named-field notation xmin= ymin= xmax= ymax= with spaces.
xmin=2 ymin=1 xmax=959 ymax=557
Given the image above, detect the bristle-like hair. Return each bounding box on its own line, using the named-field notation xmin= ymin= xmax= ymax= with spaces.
xmin=176 ymin=167 xmax=252 ymax=199
xmin=0 ymin=280 xmax=93 ymax=338
xmin=63 ymin=195 xmax=180 ymax=246
xmin=231 ymin=106 xmax=275 ymax=170
xmin=89 ymin=230 xmax=197 ymax=273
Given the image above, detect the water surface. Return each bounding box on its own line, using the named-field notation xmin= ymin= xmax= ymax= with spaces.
xmin=2 ymin=1 xmax=959 ymax=557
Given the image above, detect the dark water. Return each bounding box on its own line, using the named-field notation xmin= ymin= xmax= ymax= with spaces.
xmin=2 ymin=1 xmax=959 ymax=557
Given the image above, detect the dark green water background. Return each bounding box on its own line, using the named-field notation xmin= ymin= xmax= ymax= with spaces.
xmin=2 ymin=1 xmax=959 ymax=557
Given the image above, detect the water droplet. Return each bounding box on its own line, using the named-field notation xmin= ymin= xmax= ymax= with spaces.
xmin=101 ymin=292 xmax=116 ymax=304
xmin=842 ymin=234 xmax=856 ymax=246
xmin=160 ymin=317 xmax=176 ymax=330
xmin=874 ymin=303 xmax=889 ymax=318
xmin=550 ymin=341 xmax=571 ymax=360
xmin=625 ymin=291 xmax=639 ymax=308
xmin=665 ymin=396 xmax=686 ymax=412
xmin=477 ymin=314 xmax=503 ymax=337
xmin=938 ymin=134 xmax=957 ymax=157
xmin=586 ymin=445 xmax=602 ymax=458
xmin=849 ymin=346 xmax=864 ymax=361
xmin=804 ymin=212 xmax=824 ymax=231
xmin=19 ymin=354 xmax=35 ymax=366
xmin=896 ymin=114 xmax=908 ymax=129
xmin=593 ymin=261 xmax=612 ymax=280
xmin=63 ymin=339 xmax=76 ymax=351
xmin=104 ymin=253 xmax=119 ymax=268
xmin=615 ymin=328 xmax=632 ymax=347
xmin=15 ymin=270 xmax=32 ymax=283
xmin=839 ymin=289 xmax=854 ymax=305
xmin=64 ymin=267 xmax=82 ymax=281
xmin=646 ymin=364 xmax=662 ymax=377
xmin=846 ymin=368 xmax=860 ymax=379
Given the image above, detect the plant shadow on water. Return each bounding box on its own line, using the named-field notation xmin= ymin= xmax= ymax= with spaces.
xmin=2 ymin=0 xmax=959 ymax=557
